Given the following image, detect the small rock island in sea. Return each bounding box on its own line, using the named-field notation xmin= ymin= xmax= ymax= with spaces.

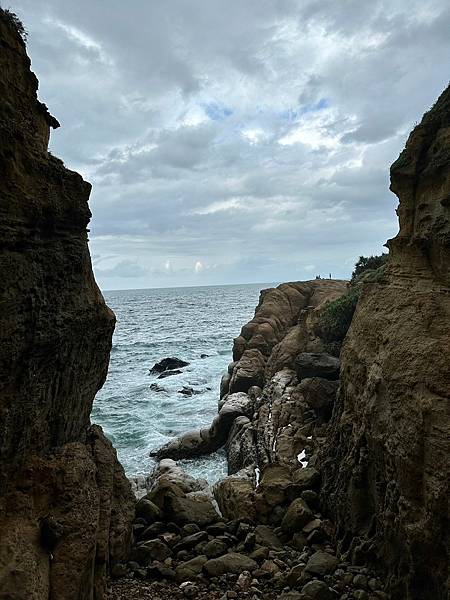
xmin=0 ymin=7 xmax=448 ymax=600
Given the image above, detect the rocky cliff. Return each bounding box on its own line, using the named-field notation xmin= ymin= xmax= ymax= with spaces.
xmin=0 ymin=11 xmax=134 ymax=599
xmin=320 ymin=86 xmax=450 ymax=599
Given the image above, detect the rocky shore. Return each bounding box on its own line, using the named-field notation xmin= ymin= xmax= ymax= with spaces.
xmin=0 ymin=8 xmax=448 ymax=600
xmin=110 ymin=87 xmax=450 ymax=599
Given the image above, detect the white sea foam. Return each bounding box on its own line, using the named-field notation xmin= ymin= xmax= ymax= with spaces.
xmin=93 ymin=283 xmax=274 ymax=483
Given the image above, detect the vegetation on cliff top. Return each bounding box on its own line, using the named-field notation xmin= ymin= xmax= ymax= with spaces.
xmin=317 ymin=254 xmax=388 ymax=353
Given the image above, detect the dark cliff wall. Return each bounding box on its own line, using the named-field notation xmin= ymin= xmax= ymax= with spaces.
xmin=0 ymin=11 xmax=134 ymax=599
xmin=320 ymin=86 xmax=450 ymax=599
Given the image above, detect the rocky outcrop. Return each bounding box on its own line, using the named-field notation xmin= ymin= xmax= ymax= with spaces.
xmin=0 ymin=11 xmax=134 ymax=599
xmin=152 ymin=280 xmax=347 ymax=463
xmin=320 ymin=85 xmax=450 ymax=599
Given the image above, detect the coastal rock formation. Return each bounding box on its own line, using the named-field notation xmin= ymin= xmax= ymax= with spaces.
xmin=320 ymin=85 xmax=450 ymax=599
xmin=153 ymin=280 xmax=347 ymax=463
xmin=0 ymin=11 xmax=134 ymax=599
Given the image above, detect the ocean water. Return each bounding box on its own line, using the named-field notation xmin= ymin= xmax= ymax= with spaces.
xmin=92 ymin=283 xmax=274 ymax=483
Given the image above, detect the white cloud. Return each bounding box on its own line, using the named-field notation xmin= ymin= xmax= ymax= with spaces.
xmin=8 ymin=0 xmax=450 ymax=288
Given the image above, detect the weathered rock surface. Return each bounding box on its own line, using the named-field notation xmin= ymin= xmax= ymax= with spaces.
xmin=321 ymin=85 xmax=450 ymax=599
xmin=145 ymin=459 xmax=221 ymax=526
xmin=0 ymin=12 xmax=134 ymax=599
xmin=295 ymin=353 xmax=340 ymax=381
xmin=150 ymin=280 xmax=347 ymax=464
xmin=152 ymin=392 xmax=253 ymax=460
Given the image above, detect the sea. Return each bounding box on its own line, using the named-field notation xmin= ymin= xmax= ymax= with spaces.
xmin=92 ymin=283 xmax=275 ymax=483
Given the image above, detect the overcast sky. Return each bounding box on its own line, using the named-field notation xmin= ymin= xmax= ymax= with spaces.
xmin=6 ymin=0 xmax=450 ymax=289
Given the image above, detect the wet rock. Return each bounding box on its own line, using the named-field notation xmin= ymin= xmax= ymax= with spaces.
xmin=153 ymin=392 xmax=254 ymax=460
xmin=150 ymin=357 xmax=189 ymax=374
xmin=203 ymin=553 xmax=258 ymax=577
xmin=220 ymin=372 xmax=231 ymax=399
xmin=178 ymin=386 xmax=202 ymax=396
xmin=150 ymin=383 xmax=167 ymax=392
xmin=295 ymin=353 xmax=340 ymax=381
xmin=158 ymin=369 xmax=183 ymax=379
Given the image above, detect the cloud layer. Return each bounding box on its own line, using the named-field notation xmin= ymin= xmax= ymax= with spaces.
xmin=7 ymin=0 xmax=450 ymax=289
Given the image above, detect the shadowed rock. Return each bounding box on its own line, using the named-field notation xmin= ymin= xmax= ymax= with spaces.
xmin=295 ymin=353 xmax=340 ymax=381
xmin=320 ymin=84 xmax=450 ymax=599
xmin=0 ymin=12 xmax=134 ymax=599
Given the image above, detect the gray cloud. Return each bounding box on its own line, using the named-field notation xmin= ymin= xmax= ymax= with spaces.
xmin=5 ymin=0 xmax=450 ymax=289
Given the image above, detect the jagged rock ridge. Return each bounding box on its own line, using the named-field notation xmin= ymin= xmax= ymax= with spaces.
xmin=0 ymin=11 xmax=134 ymax=600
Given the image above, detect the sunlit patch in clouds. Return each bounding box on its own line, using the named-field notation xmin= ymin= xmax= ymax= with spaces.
xmin=10 ymin=0 xmax=450 ymax=288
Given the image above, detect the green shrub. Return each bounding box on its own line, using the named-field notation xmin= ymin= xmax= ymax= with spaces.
xmin=351 ymin=253 xmax=387 ymax=283
xmin=316 ymin=253 xmax=388 ymax=351
xmin=318 ymin=285 xmax=361 ymax=343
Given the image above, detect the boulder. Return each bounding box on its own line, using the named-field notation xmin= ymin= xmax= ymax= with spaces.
xmin=175 ymin=555 xmax=208 ymax=583
xmin=150 ymin=357 xmax=189 ymax=373
xmin=295 ymin=353 xmax=340 ymax=381
xmin=254 ymin=525 xmax=283 ymax=549
xmin=229 ymin=349 xmax=266 ymax=393
xmin=301 ymin=579 xmax=333 ymax=599
xmin=292 ymin=467 xmax=320 ymax=490
xmin=167 ymin=492 xmax=220 ymax=527
xmin=254 ymin=463 xmax=294 ymax=519
xmin=203 ymin=538 xmax=228 ymax=558
xmin=172 ymin=531 xmax=207 ymax=552
xmin=281 ymin=498 xmax=314 ymax=533
xmin=135 ymin=498 xmax=163 ymax=524
xmin=213 ymin=470 xmax=256 ymax=521
xmin=298 ymin=377 xmax=338 ymax=410
xmin=203 ymin=552 xmax=258 ymax=577
xmin=152 ymin=392 xmax=253 ymax=460
xmin=304 ymin=551 xmax=338 ymax=576
xmin=139 ymin=539 xmax=171 ymax=561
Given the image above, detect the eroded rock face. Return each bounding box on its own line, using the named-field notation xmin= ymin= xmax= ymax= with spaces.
xmin=320 ymin=86 xmax=450 ymax=599
xmin=151 ymin=280 xmax=347 ymax=464
xmin=0 ymin=12 xmax=134 ymax=599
